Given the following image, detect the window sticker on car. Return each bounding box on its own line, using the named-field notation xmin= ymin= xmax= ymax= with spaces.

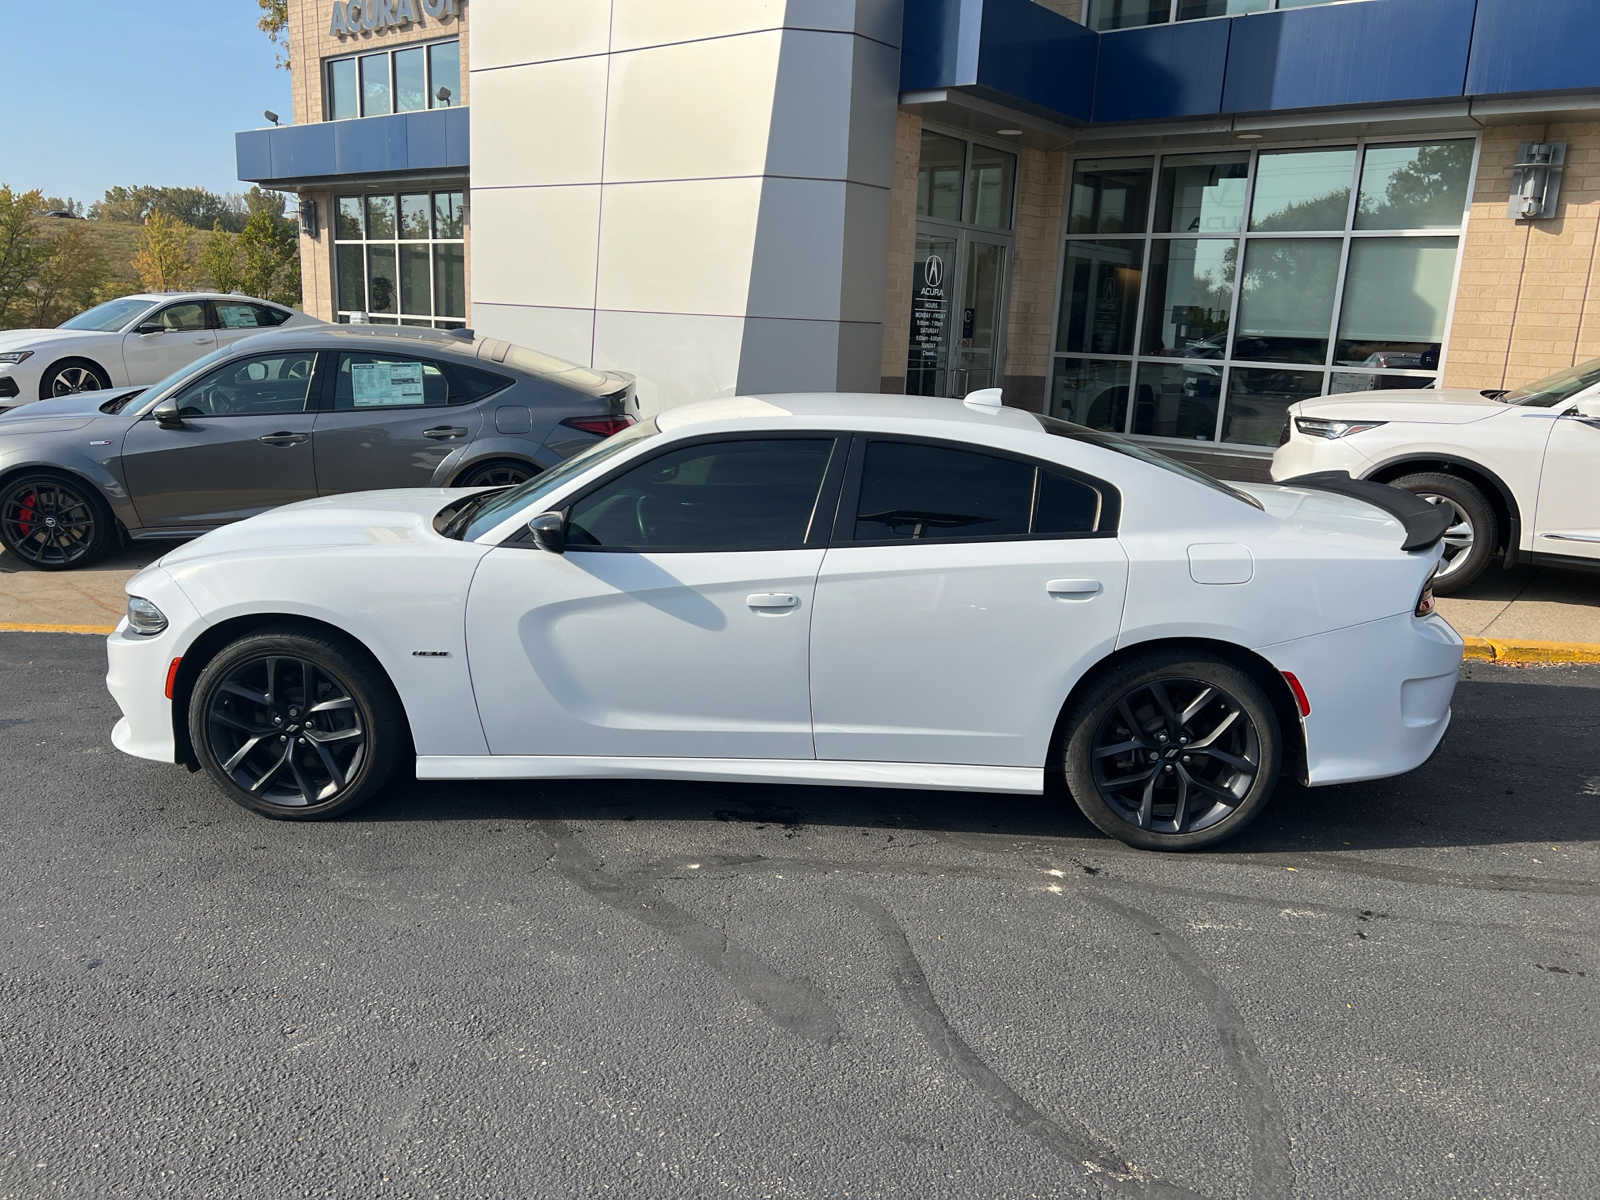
xmin=351 ymin=361 xmax=424 ymax=407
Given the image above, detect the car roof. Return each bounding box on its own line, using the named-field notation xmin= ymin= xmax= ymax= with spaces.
xmin=124 ymin=291 xmax=293 ymax=307
xmin=655 ymin=392 xmax=1045 ymax=436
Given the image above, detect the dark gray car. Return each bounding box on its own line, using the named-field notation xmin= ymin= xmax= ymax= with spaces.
xmin=0 ymin=325 xmax=637 ymax=569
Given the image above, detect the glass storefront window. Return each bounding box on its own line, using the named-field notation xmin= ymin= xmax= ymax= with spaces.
xmin=1155 ymin=155 xmax=1249 ymax=234
xmin=366 ymin=245 xmax=397 ymax=316
xmin=1334 ymin=236 xmax=1457 ymax=367
xmin=334 ymin=189 xmax=467 ymax=328
xmin=433 ymin=245 xmax=466 ymax=319
xmin=1090 ymin=0 xmax=1170 ymax=31
xmin=966 ymin=144 xmax=1017 ymax=230
xmin=1222 ymin=368 xmax=1324 ymax=446
xmin=1069 ymin=158 xmax=1153 ymax=235
xmin=1249 ymin=148 xmax=1355 ymax=231
xmin=1177 ymin=0 xmax=1269 ymax=15
xmin=325 ymin=39 xmax=459 ymax=120
xmin=434 ymin=192 xmax=464 ymax=239
xmin=335 ymin=245 xmax=365 ymax=311
xmin=327 ymin=58 xmax=357 ymax=121
xmin=1134 ymin=363 xmax=1222 ymax=440
xmin=1141 ymin=239 xmax=1236 ymax=358
xmin=399 ymin=194 xmax=431 ymax=240
xmin=1090 ymin=0 xmax=1369 ymax=30
xmin=335 ymin=197 xmax=363 ymax=240
xmin=917 ymin=132 xmax=965 ymax=223
xmin=1356 ymin=140 xmax=1475 ymax=230
xmin=1236 ymin=238 xmax=1341 ymax=364
xmin=1052 ymin=360 xmax=1132 ymax=430
xmin=359 ymin=53 xmax=390 ymax=118
xmin=393 ymin=47 xmax=426 ymax=113
xmin=1057 ymin=240 xmax=1142 ymax=357
xmin=365 ymin=195 xmax=396 ymax=240
xmin=429 ymin=41 xmax=460 ymax=107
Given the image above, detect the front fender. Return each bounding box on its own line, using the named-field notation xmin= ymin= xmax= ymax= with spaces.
xmin=0 ymin=443 xmax=140 ymax=533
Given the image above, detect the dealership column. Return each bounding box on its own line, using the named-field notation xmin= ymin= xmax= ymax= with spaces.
xmin=467 ymin=3 xmax=902 ymax=411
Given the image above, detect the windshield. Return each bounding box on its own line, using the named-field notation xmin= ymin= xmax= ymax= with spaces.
xmin=1500 ymin=358 xmax=1600 ymax=407
xmin=126 ymin=345 xmax=239 ymax=415
xmin=59 ymin=296 xmax=154 ymax=332
xmin=460 ymin=419 xmax=660 ymax=541
xmin=1034 ymin=414 xmax=1264 ymax=511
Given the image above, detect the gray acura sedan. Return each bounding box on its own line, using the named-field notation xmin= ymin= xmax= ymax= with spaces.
xmin=0 ymin=325 xmax=637 ymax=569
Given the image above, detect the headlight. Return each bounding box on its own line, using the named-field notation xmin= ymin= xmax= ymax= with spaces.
xmin=0 ymin=351 xmax=34 ymax=365
xmin=125 ymin=596 xmax=168 ymax=636
xmin=1295 ymin=417 xmax=1386 ymax=439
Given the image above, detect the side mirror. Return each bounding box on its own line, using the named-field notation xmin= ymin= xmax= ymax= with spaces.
xmin=527 ymin=511 xmax=566 ymax=554
xmin=134 ymin=322 xmax=163 ymax=336
xmin=152 ymin=400 xmax=184 ymax=429
xmin=1572 ymin=396 xmax=1600 ymax=420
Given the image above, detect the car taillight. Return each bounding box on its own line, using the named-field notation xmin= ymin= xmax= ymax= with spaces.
xmin=561 ymin=415 xmax=635 ymax=437
xmin=1416 ymin=573 xmax=1437 ymax=618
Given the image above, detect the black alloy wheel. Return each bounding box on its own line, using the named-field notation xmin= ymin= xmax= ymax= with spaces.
xmin=0 ymin=473 xmax=111 ymax=569
xmin=1063 ymin=652 xmax=1282 ymax=850
xmin=190 ymin=631 xmax=404 ymax=819
xmin=457 ymin=460 xmax=534 ymax=488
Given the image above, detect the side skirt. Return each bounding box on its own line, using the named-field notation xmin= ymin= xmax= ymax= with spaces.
xmin=414 ymin=755 xmax=1044 ymax=794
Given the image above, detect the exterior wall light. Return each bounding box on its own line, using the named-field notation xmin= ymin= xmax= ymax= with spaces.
xmin=299 ymin=198 xmax=318 ymax=238
xmin=1508 ymin=141 xmax=1565 ymax=220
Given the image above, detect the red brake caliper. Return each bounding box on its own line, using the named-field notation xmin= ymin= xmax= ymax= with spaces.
xmin=17 ymin=490 xmax=35 ymax=538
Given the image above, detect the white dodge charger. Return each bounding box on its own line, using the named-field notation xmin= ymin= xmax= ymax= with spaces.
xmin=107 ymin=392 xmax=1463 ymax=849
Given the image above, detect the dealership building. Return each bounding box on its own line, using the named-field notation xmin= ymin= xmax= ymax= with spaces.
xmin=239 ymin=0 xmax=1600 ymax=467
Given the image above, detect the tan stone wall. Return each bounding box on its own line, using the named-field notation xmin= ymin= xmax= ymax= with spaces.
xmin=1444 ymin=123 xmax=1600 ymax=390
xmin=1033 ymin=0 xmax=1087 ymax=22
xmin=879 ymin=110 xmax=924 ymax=390
xmin=298 ymin=188 xmax=336 ymax=320
xmin=1002 ymin=146 xmax=1067 ymax=409
xmin=288 ymin=0 xmax=469 ymax=125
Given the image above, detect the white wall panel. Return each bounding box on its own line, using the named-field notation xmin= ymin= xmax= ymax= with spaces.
xmin=469 ymin=0 xmax=612 ymax=70
xmin=470 ymin=185 xmax=601 ymax=311
xmin=470 ymin=58 xmax=608 ymax=189
xmin=591 ymin=309 xmax=747 ymax=413
xmin=471 ymin=303 xmax=595 ymax=368
xmin=609 ymin=0 xmax=900 ymax=53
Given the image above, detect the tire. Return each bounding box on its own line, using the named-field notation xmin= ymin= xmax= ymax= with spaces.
xmin=455 ymin=459 xmax=536 ymax=488
xmin=39 ymin=358 xmax=109 ymax=400
xmin=188 ymin=630 xmax=407 ymax=820
xmin=1062 ymin=651 xmax=1283 ymax=851
xmin=1390 ymin=472 xmax=1496 ymax=594
xmin=0 ymin=471 xmax=114 ymax=570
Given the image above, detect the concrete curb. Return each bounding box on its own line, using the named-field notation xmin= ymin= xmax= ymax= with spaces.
xmin=1463 ymin=637 xmax=1600 ymax=665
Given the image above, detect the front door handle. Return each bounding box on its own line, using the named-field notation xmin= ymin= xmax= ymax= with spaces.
xmin=424 ymin=426 xmax=469 ymax=440
xmin=258 ymin=432 xmax=309 ymax=446
xmin=1046 ymin=578 xmax=1102 ymax=599
xmin=746 ymin=592 xmax=799 ymax=611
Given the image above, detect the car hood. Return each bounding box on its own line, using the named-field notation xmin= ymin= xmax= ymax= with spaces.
xmin=0 ymin=388 xmax=142 ymax=434
xmin=157 ymin=488 xmax=471 ymax=566
xmin=1236 ymin=480 xmax=1417 ymax=551
xmin=1291 ymin=387 xmax=1504 ymax=425
xmin=0 ymin=327 xmax=110 ymax=354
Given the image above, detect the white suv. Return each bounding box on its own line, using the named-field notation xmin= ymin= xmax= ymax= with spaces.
xmin=1272 ymin=360 xmax=1600 ymax=593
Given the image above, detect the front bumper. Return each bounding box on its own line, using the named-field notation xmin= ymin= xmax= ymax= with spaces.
xmin=1265 ymin=611 xmax=1463 ymax=787
xmin=0 ymin=360 xmax=42 ymax=409
xmin=1269 ymin=431 xmax=1373 ymax=482
xmin=105 ymin=568 xmax=202 ymax=764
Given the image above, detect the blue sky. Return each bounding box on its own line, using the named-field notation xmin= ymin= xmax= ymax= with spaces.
xmin=9 ymin=1 xmax=291 ymax=206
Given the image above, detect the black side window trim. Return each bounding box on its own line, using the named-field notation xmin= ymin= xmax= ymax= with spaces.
xmin=503 ymin=430 xmax=850 ymax=554
xmin=830 ymin=433 xmax=1120 ymax=547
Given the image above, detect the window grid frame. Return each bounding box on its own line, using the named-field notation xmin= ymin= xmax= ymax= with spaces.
xmin=1085 ymin=0 xmax=1377 ymax=34
xmin=332 ymin=187 xmax=468 ymax=329
xmin=323 ymin=34 xmax=460 ymax=122
xmin=1048 ymin=132 xmax=1480 ymax=451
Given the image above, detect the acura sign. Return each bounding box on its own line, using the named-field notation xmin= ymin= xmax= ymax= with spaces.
xmin=330 ymin=0 xmax=462 ymax=37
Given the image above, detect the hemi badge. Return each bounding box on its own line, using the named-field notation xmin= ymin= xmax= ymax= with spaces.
xmin=412 ymin=650 xmax=450 ymax=657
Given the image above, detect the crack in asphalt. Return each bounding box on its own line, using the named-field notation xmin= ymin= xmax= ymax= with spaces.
xmin=849 ymin=894 xmax=1202 ymax=1200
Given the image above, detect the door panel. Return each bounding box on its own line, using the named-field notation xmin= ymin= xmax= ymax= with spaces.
xmin=120 ymin=414 xmax=318 ymax=529
xmin=465 ymin=548 xmax=824 ymax=759
xmin=119 ymin=301 xmax=216 ymax=383
xmin=1533 ymin=411 xmax=1600 ymax=561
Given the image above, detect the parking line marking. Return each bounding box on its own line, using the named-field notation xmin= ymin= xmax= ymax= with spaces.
xmin=0 ymin=622 xmax=117 ymax=635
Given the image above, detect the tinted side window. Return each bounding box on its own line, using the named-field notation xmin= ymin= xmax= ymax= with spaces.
xmin=157 ymin=302 xmax=208 ymax=332
xmin=166 ymin=351 xmax=317 ymax=417
xmin=854 ymin=442 xmax=1033 ymax=542
xmin=567 ymin=439 xmax=834 ymax=552
xmin=256 ymin=305 xmax=293 ymax=327
xmin=215 ymin=302 xmax=265 ymax=330
xmin=446 ymin=363 xmax=513 ymax=405
xmin=1034 ymin=469 xmax=1102 ymax=535
xmin=333 ymin=352 xmax=448 ymax=410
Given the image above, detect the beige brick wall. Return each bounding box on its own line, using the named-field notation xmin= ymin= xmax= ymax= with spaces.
xmin=298 ymin=188 xmax=335 ymax=320
xmin=288 ymin=0 xmax=469 ymax=125
xmin=1444 ymin=123 xmax=1600 ymax=390
xmin=1033 ymin=0 xmax=1087 ymax=22
xmin=879 ymin=110 xmax=925 ymax=390
xmin=1002 ymin=146 xmax=1067 ymax=408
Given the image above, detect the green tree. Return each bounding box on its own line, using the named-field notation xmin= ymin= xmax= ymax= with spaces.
xmin=92 ymin=185 xmax=248 ymax=232
xmin=0 ymin=186 xmax=49 ymax=326
xmin=24 ymin=223 xmax=110 ymax=326
xmin=259 ymin=0 xmax=289 ymax=69
xmin=235 ymin=208 xmax=300 ymax=306
xmin=132 ymin=211 xmax=199 ymax=292
xmin=90 ymin=185 xmax=157 ymax=224
xmin=39 ymin=196 xmax=85 ymax=218
xmin=200 ymin=223 xmax=243 ymax=293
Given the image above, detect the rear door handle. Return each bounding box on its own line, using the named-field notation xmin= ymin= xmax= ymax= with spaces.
xmin=746 ymin=592 xmax=799 ymax=611
xmin=1046 ymin=578 xmax=1102 ymax=599
xmin=258 ymin=432 xmax=309 ymax=446
xmin=424 ymin=426 xmax=469 ymax=440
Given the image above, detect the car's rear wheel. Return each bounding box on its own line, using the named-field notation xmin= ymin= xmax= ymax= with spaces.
xmin=1390 ymin=472 xmax=1496 ymax=594
xmin=0 ymin=472 xmax=113 ymax=569
xmin=40 ymin=358 xmax=109 ymax=399
xmin=189 ymin=631 xmax=406 ymax=820
xmin=1063 ymin=651 xmax=1282 ymax=850
xmin=455 ymin=459 xmax=535 ymax=488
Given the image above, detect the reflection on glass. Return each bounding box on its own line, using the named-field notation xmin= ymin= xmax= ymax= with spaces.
xmin=365 ymin=195 xmax=396 ymax=239
xmin=429 ymin=41 xmax=460 ymax=107
xmin=966 ymin=144 xmax=1017 ymax=230
xmin=1236 ymin=238 xmax=1340 ymax=363
xmin=335 ymin=245 xmax=365 ymax=311
xmin=1052 ymin=359 xmax=1131 ymax=431
xmin=959 ymin=241 xmax=1007 ymax=391
xmin=434 ymin=192 xmax=464 ymax=238
xmin=1178 ymin=0 xmax=1269 ymax=15
xmin=1069 ymin=158 xmax=1153 ymax=235
xmin=1223 ymin=368 xmax=1324 ymax=445
xmin=366 ymin=245 xmax=397 ymax=314
xmin=1058 ymin=240 xmax=1142 ymax=356
xmin=1330 ymin=372 xmax=1436 ymax=394
xmin=1089 ymin=0 xmax=1169 ymax=31
xmin=399 ymin=244 xmax=430 ymax=315
xmin=1249 ymin=148 xmax=1355 ymax=231
xmin=360 ymin=52 xmax=390 ymax=117
xmin=433 ymin=245 xmax=465 ymax=318
xmin=327 ymin=59 xmax=357 ymax=121
xmin=1155 ymin=155 xmax=1249 ymax=234
xmin=399 ymin=194 xmax=430 ymax=239
xmin=917 ymin=131 xmax=965 ymax=222
xmin=335 ymin=197 xmax=363 ymax=240
xmin=1335 ymin=237 xmax=1455 ymax=366
xmin=1357 ymin=141 xmax=1474 ymax=229
xmin=1141 ymin=239 xmax=1236 ymax=357
xmin=1133 ymin=363 xmax=1222 ymax=440
xmin=393 ymin=48 xmax=426 ymax=113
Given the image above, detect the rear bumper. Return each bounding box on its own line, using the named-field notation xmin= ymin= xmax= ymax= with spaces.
xmin=1264 ymin=611 xmax=1463 ymax=787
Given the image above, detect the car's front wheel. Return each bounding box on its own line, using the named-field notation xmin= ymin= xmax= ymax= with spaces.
xmin=0 ymin=471 xmax=113 ymax=569
xmin=39 ymin=358 xmax=109 ymax=399
xmin=1062 ymin=651 xmax=1283 ymax=850
xmin=1390 ymin=472 xmax=1496 ymax=594
xmin=188 ymin=630 xmax=407 ymax=819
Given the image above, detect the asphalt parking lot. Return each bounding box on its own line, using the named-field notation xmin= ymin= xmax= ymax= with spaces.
xmin=2 ymin=632 xmax=1598 ymax=1198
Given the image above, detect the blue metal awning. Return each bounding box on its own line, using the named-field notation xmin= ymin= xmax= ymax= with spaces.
xmin=236 ymin=106 xmax=468 ymax=188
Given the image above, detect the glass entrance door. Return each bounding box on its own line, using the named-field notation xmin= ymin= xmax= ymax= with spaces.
xmin=952 ymin=235 xmax=1009 ymax=396
xmin=907 ymin=232 xmax=957 ymax=396
xmin=906 ymin=228 xmax=1010 ymax=398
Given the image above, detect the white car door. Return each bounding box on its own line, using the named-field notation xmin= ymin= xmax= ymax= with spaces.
xmin=1532 ymin=400 xmax=1600 ymax=560
xmin=464 ymin=434 xmax=844 ymax=760
xmin=119 ymin=299 xmax=217 ymax=384
xmin=809 ymin=437 xmax=1128 ymax=768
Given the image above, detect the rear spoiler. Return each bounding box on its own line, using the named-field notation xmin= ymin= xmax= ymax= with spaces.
xmin=1281 ymin=471 xmax=1453 ymax=552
